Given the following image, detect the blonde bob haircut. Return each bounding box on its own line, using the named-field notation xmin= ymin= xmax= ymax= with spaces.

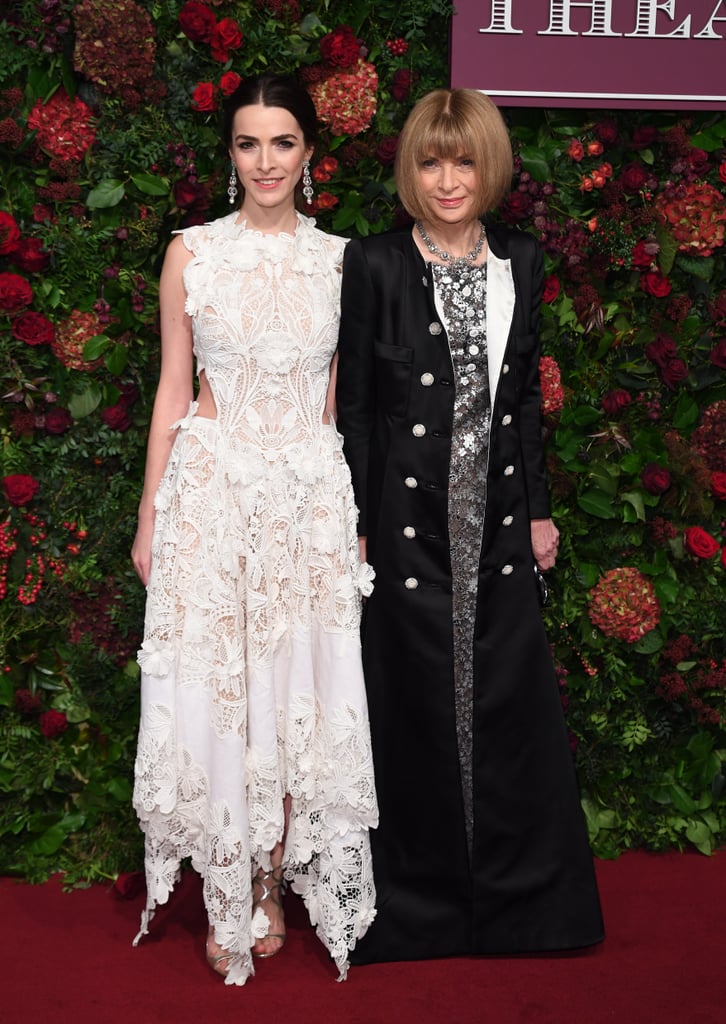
xmin=395 ymin=89 xmax=513 ymax=221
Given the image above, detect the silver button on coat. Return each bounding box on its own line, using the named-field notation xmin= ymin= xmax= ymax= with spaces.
xmin=403 ymin=526 xmax=416 ymax=539
xmin=412 ymin=423 xmax=426 ymax=437
xmin=502 ymin=414 xmax=512 ymax=426
xmin=420 ymin=372 xmax=434 ymax=386
xmin=502 ymin=363 xmax=510 ymax=374
xmin=501 ymin=564 xmax=514 ymax=575
xmin=502 ymin=515 xmax=514 ymax=526
xmin=404 ymin=577 xmax=419 ymax=589
xmin=504 ymin=465 xmax=515 ymax=476
xmin=404 ymin=477 xmax=418 ymax=488
xmin=429 ymin=322 xmax=442 ymax=335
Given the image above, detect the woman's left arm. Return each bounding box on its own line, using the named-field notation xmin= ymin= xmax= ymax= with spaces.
xmin=517 ymin=235 xmax=559 ymax=568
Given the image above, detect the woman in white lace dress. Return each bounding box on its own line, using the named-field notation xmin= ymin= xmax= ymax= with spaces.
xmin=130 ymin=74 xmax=377 ymax=986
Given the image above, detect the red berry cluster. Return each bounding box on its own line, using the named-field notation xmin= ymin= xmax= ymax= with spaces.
xmin=0 ymin=519 xmax=19 ymax=600
xmin=385 ymin=37 xmax=408 ymax=56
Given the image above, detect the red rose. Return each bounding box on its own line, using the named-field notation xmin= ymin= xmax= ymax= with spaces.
xmin=210 ymin=18 xmax=243 ymax=61
xmin=11 ymin=311 xmax=55 ymax=346
xmin=594 ymin=119 xmax=618 ymax=145
xmin=722 ymin=546 xmax=726 ymax=569
xmin=178 ymin=1 xmax=216 ymax=42
xmin=640 ymin=269 xmax=671 ymax=298
xmin=710 ymin=471 xmax=726 ymax=501
xmin=112 ymin=871 xmax=146 ymax=900
xmin=601 ymin=389 xmax=632 ymax=416
xmin=620 ymin=162 xmax=648 ymax=193
xmin=645 ymin=334 xmax=677 ymax=367
xmin=0 ymin=271 xmax=33 ymax=311
xmin=658 ymin=357 xmax=689 ymax=389
xmin=191 ymin=82 xmax=217 ymax=112
xmin=12 ymin=237 xmax=50 ymax=273
xmin=3 ymin=473 xmax=39 ymax=507
xmin=586 ymin=141 xmax=603 ymax=157
xmin=320 ymin=25 xmax=361 ymax=68
xmin=631 ymin=239 xmax=656 ymax=269
xmin=641 ymin=463 xmax=671 ymax=495
xmin=391 ymin=69 xmax=416 ymax=102
xmin=101 ymin=402 xmax=132 ymax=432
xmin=45 ymin=407 xmax=72 ymax=435
xmin=720 ymin=162 xmax=726 ymax=184
xmin=710 ymin=338 xmax=726 ymax=369
xmin=174 ymin=177 xmax=209 ymax=211
xmin=39 ymin=709 xmax=69 ymax=739
xmin=0 ymin=210 xmax=20 ymax=254
xmin=310 ymin=191 xmax=339 ymax=212
xmin=542 ymin=275 xmax=560 ymax=303
xmin=219 ymin=71 xmax=241 ymax=97
xmin=375 ymin=136 xmax=398 ymax=165
xmin=687 ymin=148 xmax=709 ymax=174
xmin=683 ymin=526 xmax=720 ymax=559
xmin=567 ymin=138 xmax=584 ymax=161
xmin=630 ymin=125 xmax=658 ymax=149
xmin=501 ymin=190 xmax=532 ymax=223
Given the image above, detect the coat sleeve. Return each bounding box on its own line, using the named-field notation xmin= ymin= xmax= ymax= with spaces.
xmin=516 ymin=235 xmax=552 ymax=521
xmin=336 ymin=238 xmax=376 ymax=536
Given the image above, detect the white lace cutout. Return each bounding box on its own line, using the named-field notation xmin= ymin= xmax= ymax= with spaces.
xmin=133 ymin=213 xmax=377 ymax=985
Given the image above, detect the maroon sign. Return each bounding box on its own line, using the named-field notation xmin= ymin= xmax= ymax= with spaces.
xmin=450 ymin=0 xmax=726 ymax=109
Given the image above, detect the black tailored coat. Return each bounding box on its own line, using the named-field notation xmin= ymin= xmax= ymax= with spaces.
xmin=336 ymin=223 xmax=604 ymax=963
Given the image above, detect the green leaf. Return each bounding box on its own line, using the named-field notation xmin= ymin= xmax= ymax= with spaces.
xmin=130 ymin=172 xmax=169 ymax=196
xmin=517 ymin=145 xmax=551 ymax=182
xmin=107 ymin=777 xmax=133 ymax=802
xmin=105 ymin=343 xmax=129 ymax=376
xmin=633 ymin=629 xmax=663 ymax=655
xmin=671 ymin=393 xmax=699 ymax=430
xmin=667 ymin=784 xmax=697 ymax=815
xmin=654 ymin=223 xmax=677 ymax=277
xmin=676 ymin=254 xmax=714 ymax=281
xmin=685 ymin=820 xmax=714 ymax=854
xmin=577 ymin=489 xmax=616 ymax=519
xmin=86 ymin=180 xmax=126 ymax=209
xmin=82 ymin=334 xmax=110 ymax=361
xmin=0 ymin=674 xmax=14 ymax=707
xmin=68 ymin=385 xmax=102 ymax=420
xmin=28 ymin=823 xmax=68 ymax=855
xmin=621 ymin=490 xmax=646 ymax=522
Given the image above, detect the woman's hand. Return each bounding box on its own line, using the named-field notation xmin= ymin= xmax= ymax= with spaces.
xmin=131 ymin=512 xmax=155 ymax=587
xmin=530 ymin=517 xmax=559 ymax=571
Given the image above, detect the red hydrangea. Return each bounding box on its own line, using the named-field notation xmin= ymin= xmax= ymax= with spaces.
xmin=309 ymin=60 xmax=378 ymax=137
xmin=655 ymin=182 xmax=726 ymax=258
xmin=51 ymin=310 xmax=105 ymax=371
xmin=27 ymin=88 xmax=96 ymax=161
xmin=73 ymin=0 xmax=157 ymax=109
xmin=588 ymin=567 xmax=661 ymax=643
xmin=691 ymin=400 xmax=726 ymax=472
xmin=539 ymin=356 xmax=565 ymax=418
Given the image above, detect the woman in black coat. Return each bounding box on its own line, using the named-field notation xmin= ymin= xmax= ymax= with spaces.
xmin=336 ymin=88 xmax=604 ymax=964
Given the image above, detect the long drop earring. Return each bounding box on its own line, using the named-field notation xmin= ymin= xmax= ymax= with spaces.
xmin=228 ymin=163 xmax=238 ymax=205
xmin=302 ymin=159 xmax=313 ymax=206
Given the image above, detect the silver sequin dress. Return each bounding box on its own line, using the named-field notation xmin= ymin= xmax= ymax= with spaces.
xmin=432 ymin=260 xmax=491 ymax=852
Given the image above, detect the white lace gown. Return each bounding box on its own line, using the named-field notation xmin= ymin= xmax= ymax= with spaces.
xmin=132 ymin=212 xmax=378 ymax=985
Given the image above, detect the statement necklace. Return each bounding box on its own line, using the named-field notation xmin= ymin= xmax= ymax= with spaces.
xmin=416 ymin=220 xmax=486 ymax=265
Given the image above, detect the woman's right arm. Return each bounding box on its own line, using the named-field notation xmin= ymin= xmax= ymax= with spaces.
xmin=131 ymin=235 xmax=195 ymax=585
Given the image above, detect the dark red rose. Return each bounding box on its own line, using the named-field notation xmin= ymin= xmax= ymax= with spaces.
xmin=15 ymin=688 xmax=43 ymax=715
xmin=11 ymin=311 xmax=55 ymax=346
xmin=0 ymin=271 xmax=33 ymax=311
xmin=630 ymin=125 xmax=658 ymax=149
xmin=219 ymin=71 xmax=241 ymax=97
xmin=659 ymin=357 xmax=689 ymax=389
xmin=641 ymin=463 xmax=671 ymax=495
xmin=720 ymin=162 xmax=726 ymax=184
xmin=640 ymin=269 xmax=671 ymax=298
xmin=501 ymin=190 xmax=532 ymax=223
xmin=687 ymin=147 xmax=709 ymax=174
xmin=710 ymin=338 xmax=726 ymax=369
xmin=542 ymin=275 xmax=560 ymax=303
xmin=0 ymin=210 xmax=20 ymax=254
xmin=13 ymin=237 xmax=50 ymax=273
xmin=375 ymin=135 xmax=398 ymax=165
xmin=174 ymin=177 xmax=210 ymax=211
xmin=39 ymin=709 xmax=69 ymax=739
xmin=191 ymin=82 xmax=217 ymax=112
xmin=45 ymin=406 xmax=72 ymax=435
xmin=112 ymin=871 xmax=146 ymax=900
xmin=684 ymin=526 xmax=720 ymax=559
xmin=601 ymin=389 xmax=632 ymax=416
xmin=3 ymin=473 xmax=39 ymax=507
xmin=320 ymin=25 xmax=360 ymax=68
xmin=620 ymin=162 xmax=648 ymax=193
xmin=391 ymin=68 xmax=415 ymax=102
xmin=101 ymin=403 xmax=132 ymax=432
xmin=178 ymin=1 xmax=216 ymax=42
xmin=594 ymin=119 xmax=618 ymax=146
xmin=210 ymin=18 xmax=243 ymax=61
xmin=645 ymin=334 xmax=677 ymax=367
xmin=711 ymin=471 xmax=726 ymax=501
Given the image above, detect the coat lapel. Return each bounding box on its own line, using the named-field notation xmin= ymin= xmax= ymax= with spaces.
xmin=486 ymin=247 xmax=515 ymax=406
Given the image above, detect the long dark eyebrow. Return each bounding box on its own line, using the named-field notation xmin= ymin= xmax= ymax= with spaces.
xmin=233 ymin=133 xmax=299 ymax=144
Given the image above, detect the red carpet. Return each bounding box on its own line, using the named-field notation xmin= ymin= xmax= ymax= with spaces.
xmin=2 ymin=851 xmax=722 ymax=1024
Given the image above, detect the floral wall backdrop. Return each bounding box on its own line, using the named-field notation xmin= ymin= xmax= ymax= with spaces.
xmin=0 ymin=0 xmax=724 ymax=884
